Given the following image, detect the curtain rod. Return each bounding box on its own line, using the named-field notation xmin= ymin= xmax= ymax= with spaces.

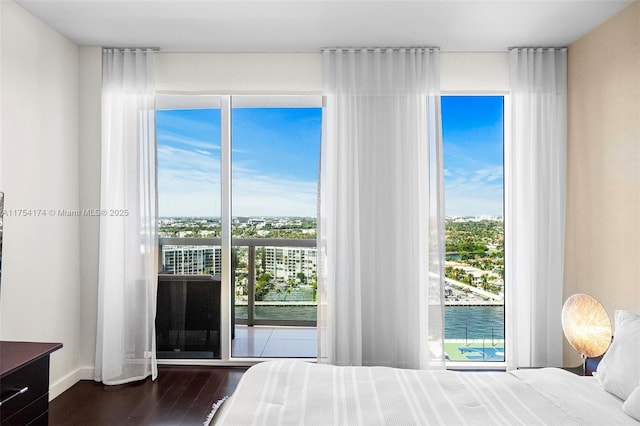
xmin=508 ymin=47 xmax=567 ymax=51
xmin=103 ymin=47 xmax=161 ymax=52
xmin=321 ymin=47 xmax=439 ymax=52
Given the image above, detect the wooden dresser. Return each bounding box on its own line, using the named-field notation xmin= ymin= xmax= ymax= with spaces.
xmin=0 ymin=342 xmax=62 ymax=425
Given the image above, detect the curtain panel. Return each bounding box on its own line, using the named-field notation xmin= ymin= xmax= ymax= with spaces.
xmin=96 ymin=48 xmax=158 ymax=385
xmin=318 ymin=48 xmax=445 ymax=369
xmin=506 ymin=48 xmax=567 ymax=369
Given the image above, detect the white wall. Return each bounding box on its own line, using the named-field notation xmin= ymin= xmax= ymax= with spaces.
xmin=0 ymin=0 xmax=82 ymax=398
xmin=155 ymin=52 xmax=323 ymax=93
xmin=441 ymin=52 xmax=509 ymax=93
xmin=155 ymin=51 xmax=509 ymax=94
xmin=78 ymin=46 xmax=102 ymax=373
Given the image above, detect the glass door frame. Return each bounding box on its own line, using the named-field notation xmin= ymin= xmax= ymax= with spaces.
xmin=441 ymin=92 xmax=509 ymax=371
xmin=156 ymin=93 xmax=322 ymax=365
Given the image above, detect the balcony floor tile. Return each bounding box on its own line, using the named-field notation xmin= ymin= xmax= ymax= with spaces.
xmin=261 ymin=338 xmax=317 ymax=358
xmin=231 ymin=337 xmax=269 ymax=357
xmin=232 ymin=325 xmax=316 ymax=358
xmin=270 ymin=327 xmax=317 ymax=340
xmin=233 ymin=326 xmax=275 ymax=339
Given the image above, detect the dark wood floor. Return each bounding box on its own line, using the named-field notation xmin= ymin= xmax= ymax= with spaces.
xmin=49 ymin=366 xmax=249 ymax=426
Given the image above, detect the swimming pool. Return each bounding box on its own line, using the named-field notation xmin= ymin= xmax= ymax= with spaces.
xmin=457 ymin=346 xmax=505 ymax=361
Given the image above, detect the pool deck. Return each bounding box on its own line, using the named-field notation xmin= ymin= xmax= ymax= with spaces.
xmin=445 ymin=340 xmax=505 ymax=361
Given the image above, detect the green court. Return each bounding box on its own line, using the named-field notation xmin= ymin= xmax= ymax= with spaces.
xmin=445 ymin=341 xmax=505 ymax=362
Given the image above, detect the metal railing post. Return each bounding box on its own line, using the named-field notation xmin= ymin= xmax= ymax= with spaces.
xmin=248 ymin=245 xmax=256 ymax=326
xmin=158 ymin=241 xmax=164 ymax=273
xmin=482 ymin=337 xmax=486 ymax=360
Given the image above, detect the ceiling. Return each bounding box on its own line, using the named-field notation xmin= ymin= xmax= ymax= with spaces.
xmin=14 ymin=0 xmax=634 ymax=53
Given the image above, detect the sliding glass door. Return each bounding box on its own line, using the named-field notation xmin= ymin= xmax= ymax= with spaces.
xmin=156 ymin=95 xmax=321 ymax=360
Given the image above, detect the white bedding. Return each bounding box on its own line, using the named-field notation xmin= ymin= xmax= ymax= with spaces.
xmin=214 ymin=360 xmax=638 ymax=425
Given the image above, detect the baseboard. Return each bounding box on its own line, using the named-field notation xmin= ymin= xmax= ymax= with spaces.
xmin=49 ymin=366 xmax=95 ymax=400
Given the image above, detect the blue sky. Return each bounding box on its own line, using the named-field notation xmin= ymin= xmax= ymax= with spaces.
xmin=157 ymin=96 xmax=503 ymax=217
xmin=157 ymin=108 xmax=222 ymax=217
xmin=157 ymin=107 xmax=321 ymax=217
xmin=442 ymin=96 xmax=504 ymax=217
xmin=231 ymin=108 xmax=321 ymax=217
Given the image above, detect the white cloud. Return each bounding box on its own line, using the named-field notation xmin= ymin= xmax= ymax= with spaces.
xmin=158 ymin=132 xmax=220 ymax=151
xmin=158 ymin=149 xmax=317 ymax=217
xmin=445 ymin=166 xmax=503 ymax=216
xmin=158 ymin=137 xmax=502 ymax=218
xmin=158 ymin=144 xmax=222 ymax=217
xmin=232 ymin=171 xmax=317 ymax=217
xmin=472 ymin=166 xmax=503 ymax=183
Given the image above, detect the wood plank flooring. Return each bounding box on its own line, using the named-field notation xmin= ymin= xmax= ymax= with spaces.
xmin=48 ymin=366 xmax=248 ymax=426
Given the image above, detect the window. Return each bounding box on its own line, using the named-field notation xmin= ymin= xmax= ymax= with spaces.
xmin=442 ymin=96 xmax=505 ymax=363
xmin=156 ymin=95 xmax=321 ymax=360
xmin=156 ymin=93 xmax=503 ymax=363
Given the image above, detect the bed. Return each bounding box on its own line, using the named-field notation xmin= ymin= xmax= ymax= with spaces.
xmin=211 ymin=361 xmax=634 ymax=425
xmin=213 ymin=310 xmax=640 ymax=425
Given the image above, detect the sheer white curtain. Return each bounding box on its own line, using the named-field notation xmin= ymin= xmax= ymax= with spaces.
xmin=506 ymin=48 xmax=567 ymax=369
xmin=95 ymin=48 xmax=158 ymax=385
xmin=318 ymin=48 xmax=444 ymax=369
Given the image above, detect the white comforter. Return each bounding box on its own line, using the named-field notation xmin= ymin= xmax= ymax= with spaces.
xmin=214 ymin=360 xmax=637 ymax=425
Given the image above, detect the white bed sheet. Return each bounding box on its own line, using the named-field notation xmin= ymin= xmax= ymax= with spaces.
xmin=214 ymin=361 xmax=638 ymax=425
xmin=512 ymin=368 xmax=635 ymax=425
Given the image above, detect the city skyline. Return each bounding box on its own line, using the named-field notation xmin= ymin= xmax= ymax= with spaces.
xmin=157 ymin=96 xmax=504 ymax=217
xmin=158 ymin=215 xmax=503 ymax=220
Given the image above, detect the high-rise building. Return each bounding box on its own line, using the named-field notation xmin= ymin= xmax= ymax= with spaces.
xmin=162 ymin=245 xmax=222 ymax=275
xmin=162 ymin=245 xmax=317 ymax=283
xmin=263 ymin=247 xmax=317 ymax=282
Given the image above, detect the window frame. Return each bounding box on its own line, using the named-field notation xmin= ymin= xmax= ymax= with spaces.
xmin=441 ymin=92 xmax=510 ymax=371
xmin=155 ymin=93 xmax=322 ymax=366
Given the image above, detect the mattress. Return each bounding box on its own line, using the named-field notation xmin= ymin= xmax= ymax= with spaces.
xmin=213 ymin=360 xmax=638 ymax=425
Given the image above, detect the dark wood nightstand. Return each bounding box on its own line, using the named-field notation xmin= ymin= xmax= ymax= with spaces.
xmin=0 ymin=341 xmax=62 ymax=425
xmin=560 ymin=366 xmax=584 ymax=375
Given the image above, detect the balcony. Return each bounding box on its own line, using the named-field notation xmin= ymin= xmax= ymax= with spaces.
xmin=159 ymin=237 xmax=317 ymax=359
xmin=158 ymin=237 xmax=504 ymax=361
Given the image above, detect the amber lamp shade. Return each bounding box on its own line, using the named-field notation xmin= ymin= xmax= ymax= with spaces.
xmin=561 ymin=293 xmax=612 ymax=358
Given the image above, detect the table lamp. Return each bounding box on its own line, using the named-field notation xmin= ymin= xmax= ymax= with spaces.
xmin=561 ymin=293 xmax=612 ymax=375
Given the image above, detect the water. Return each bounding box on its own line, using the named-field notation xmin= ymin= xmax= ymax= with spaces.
xmin=445 ymin=305 xmax=504 ymax=340
xmin=235 ymin=304 xmax=504 ymax=339
xmin=235 ymin=305 xmax=317 ymax=321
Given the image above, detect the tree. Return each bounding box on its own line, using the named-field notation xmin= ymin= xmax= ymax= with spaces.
xmin=255 ymin=272 xmax=274 ymax=301
xmin=256 ymin=247 xmax=266 ymax=274
xmin=231 ymin=247 xmax=239 ymax=285
xmin=480 ymin=274 xmax=490 ymax=291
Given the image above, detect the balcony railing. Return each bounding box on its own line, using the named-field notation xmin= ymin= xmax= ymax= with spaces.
xmin=159 ymin=237 xmax=317 ymax=328
xmin=158 ymin=237 xmax=505 ymax=361
xmin=444 ymin=326 xmax=505 ymax=362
